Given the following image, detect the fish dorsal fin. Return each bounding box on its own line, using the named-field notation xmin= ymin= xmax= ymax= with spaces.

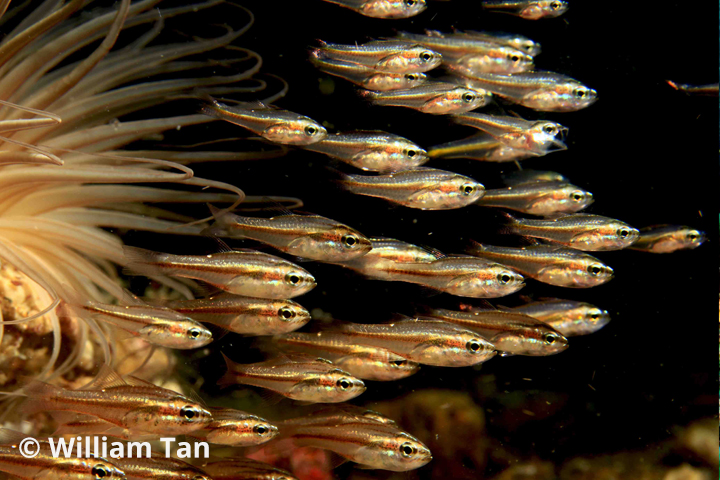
xmin=238 ymin=100 xmax=274 ymax=111
xmin=122 ymin=375 xmax=159 ymax=388
xmin=184 ymin=388 xmax=207 ymax=407
xmin=120 ymin=288 xmax=146 ymax=306
xmin=417 ymin=244 xmax=446 ymax=260
xmin=424 ymin=29 xmax=444 ymax=38
xmin=0 ymin=428 xmax=35 ymax=446
xmin=80 ymin=365 xmax=126 ymax=390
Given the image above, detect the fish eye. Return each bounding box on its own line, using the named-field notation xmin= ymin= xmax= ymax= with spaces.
xmin=497 ymin=272 xmax=513 ymax=284
xmin=254 ymin=424 xmax=269 ymax=435
xmin=461 ymin=183 xmax=475 ymax=196
xmin=286 ymin=273 xmax=301 ymax=285
xmin=544 ymin=125 xmax=556 ymax=134
xmin=551 ymin=1 xmax=562 ymax=9
xmin=574 ymin=89 xmax=586 ymax=98
xmin=687 ymin=231 xmax=700 ymax=241
xmin=589 ymin=312 xmax=601 ymax=320
xmin=405 ymin=0 xmax=416 ymax=5
xmin=188 ymin=327 xmax=202 ymax=339
xmin=342 ymin=234 xmax=358 ymax=248
xmin=466 ymin=340 xmax=482 ymax=353
xmin=337 ymin=378 xmax=352 ymax=390
xmin=181 ymin=406 xmax=199 ymax=421
xmin=462 ymin=92 xmax=476 ymax=103
xmin=279 ymin=306 xmax=296 ymax=320
xmin=304 ymin=125 xmax=318 ymax=136
xmin=509 ymin=54 xmax=520 ymax=62
xmin=406 ymin=149 xmax=417 ymax=158
xmin=617 ymin=228 xmax=630 ymax=239
xmin=571 ymin=191 xmax=585 ymax=202
xmin=391 ymin=359 xmax=407 ymax=367
xmin=419 ymin=51 xmax=433 ymax=62
xmin=400 ymin=442 xmax=416 ymax=457
xmin=587 ymin=264 xmax=603 ymax=276
xmin=544 ymin=334 xmax=557 ymax=345
xmin=92 ymin=465 xmax=110 ymax=479
xmin=405 ymin=73 xmax=418 ymax=81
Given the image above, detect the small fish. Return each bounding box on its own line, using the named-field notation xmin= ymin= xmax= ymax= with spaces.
xmin=482 ymin=0 xmax=569 ymax=20
xmin=504 ymin=298 xmax=611 ymax=336
xmin=451 ymin=112 xmax=567 ymax=154
xmin=317 ymin=40 xmax=441 ymax=73
xmin=285 ymin=421 xmax=432 ymax=471
xmin=322 ymin=0 xmax=427 ymax=19
xmin=334 ymin=167 xmax=485 ymax=210
xmin=500 ymin=213 xmax=640 ymax=251
xmin=334 ymin=237 xmax=437 ymax=279
xmin=667 ymin=80 xmax=719 ymax=97
xmin=397 ymin=30 xmax=534 ymax=74
xmin=113 ymin=456 xmax=210 ymax=480
xmin=123 ymin=245 xmax=317 ymax=299
xmin=428 ymin=133 xmax=536 ymax=163
xmin=457 ymin=30 xmax=542 ymax=56
xmin=0 ymin=429 xmax=127 ymax=480
xmin=188 ymin=407 xmax=278 ymax=446
xmin=310 ymin=51 xmax=428 ymax=91
xmin=207 ymin=207 xmax=372 ymax=262
xmin=62 ymin=296 xmax=212 ymax=350
xmin=21 ymin=366 xmax=212 ymax=435
xmin=201 ymin=98 xmax=327 ymax=145
xmin=421 ymin=307 xmax=568 ymax=356
xmin=302 ymin=130 xmax=428 ymax=172
xmin=447 ymin=68 xmax=597 ymax=112
xmin=467 ymin=242 xmax=614 ymax=288
xmin=219 ymin=353 xmax=366 ymax=403
xmin=629 ymin=225 xmax=706 ymax=253
xmin=279 ymin=405 xmax=398 ymax=428
xmin=204 ymin=458 xmax=298 ymax=480
xmin=274 ymin=331 xmax=421 ymax=381
xmin=476 ymin=181 xmax=594 ymax=216
xmin=164 ymin=293 xmax=310 ymax=336
xmin=502 ymin=169 xmax=569 ymax=186
xmin=360 ymin=82 xmax=490 ymax=114
xmin=328 ymin=318 xmax=496 ymax=367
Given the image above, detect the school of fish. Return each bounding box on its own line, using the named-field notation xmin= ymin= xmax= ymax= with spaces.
xmin=0 ymin=1 xmax=708 ymax=480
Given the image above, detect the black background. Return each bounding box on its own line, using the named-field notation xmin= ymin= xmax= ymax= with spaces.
xmin=139 ymin=0 xmax=718 ymax=471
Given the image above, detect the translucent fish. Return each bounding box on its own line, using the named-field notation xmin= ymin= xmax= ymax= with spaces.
xmin=457 ymin=31 xmax=542 ymax=56
xmin=451 ymin=112 xmax=567 ymax=154
xmin=322 ymin=0 xmax=427 ymax=19
xmin=164 ymin=293 xmax=311 ymax=336
xmin=505 ymin=298 xmax=611 ymax=336
xmin=446 ymin=68 xmax=597 ymax=112
xmin=207 ymin=208 xmax=372 ymax=262
xmin=279 ymin=405 xmax=398 ymax=428
xmin=476 ymin=181 xmax=594 ymax=216
xmin=285 ymin=420 xmax=432 ymax=471
xmin=335 ymin=237 xmax=438 ymax=279
xmin=113 ymin=456 xmax=210 ymax=480
xmin=501 ymin=169 xmax=570 ymax=186
xmin=123 ymin=245 xmax=316 ymax=299
xmin=317 ymin=40 xmax=441 ymax=73
xmin=328 ymin=318 xmax=496 ymax=367
xmin=667 ymin=80 xmax=719 ymax=97
xmin=397 ymin=30 xmax=534 ymax=74
xmin=63 ymin=296 xmax=212 ymax=350
xmin=482 ymin=0 xmax=569 ymax=20
xmin=274 ymin=331 xmax=421 ymax=381
xmin=335 ymin=167 xmax=485 ymax=210
xmin=500 ymin=213 xmax=640 ymax=251
xmin=467 ymin=242 xmax=614 ymax=288
xmin=188 ymin=407 xmax=278 ymax=446
xmin=310 ymin=51 xmax=428 ymax=91
xmin=360 ymin=82 xmax=490 ymax=114
xmin=421 ymin=307 xmax=568 ymax=356
xmin=21 ymin=366 xmax=212 ymax=435
xmin=302 ymin=130 xmax=428 ymax=172
xmin=0 ymin=429 xmax=126 ymax=480
xmin=204 ymin=458 xmax=298 ymax=480
xmin=629 ymin=225 xmax=706 ymax=253
xmin=218 ymin=353 xmax=366 ymax=403
xmin=201 ymin=98 xmax=327 ymax=145
xmin=428 ymin=133 xmax=536 ymax=163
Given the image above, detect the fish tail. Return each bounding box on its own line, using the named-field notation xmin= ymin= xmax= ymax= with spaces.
xmin=218 ymin=353 xmax=245 ymax=388
xmin=203 ymin=204 xmax=241 ymax=238
xmin=122 ymin=245 xmax=168 ymax=276
xmin=496 ymin=211 xmax=520 ymax=235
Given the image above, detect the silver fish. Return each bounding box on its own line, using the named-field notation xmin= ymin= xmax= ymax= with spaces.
xmin=476 ymin=181 xmax=594 ymax=216
xmin=629 ymin=225 xmax=707 ymax=253
xmin=446 ymin=68 xmax=597 ymax=112
xmin=202 ymin=98 xmax=327 ymax=145
xmin=482 ymin=0 xmax=569 ymax=20
xmin=335 ymin=237 xmax=437 ymax=279
xmin=428 ymin=133 xmax=536 ymax=163
xmin=500 ymin=213 xmax=640 ymax=251
xmin=335 ymin=167 xmax=485 ymax=210
xmin=188 ymin=407 xmax=278 ymax=446
xmin=322 ymin=0 xmax=427 ymax=19
xmin=467 ymin=242 xmax=614 ymax=288
xmin=317 ymin=40 xmax=441 ymax=73
xmin=360 ymin=82 xmax=490 ymax=114
xmin=504 ymin=298 xmax=611 ymax=336
xmin=302 ymin=130 xmax=428 ymax=172
xmin=310 ymin=51 xmax=428 ymax=91
xmin=457 ymin=30 xmax=542 ymax=56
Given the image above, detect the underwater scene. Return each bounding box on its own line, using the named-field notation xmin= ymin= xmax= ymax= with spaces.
xmin=0 ymin=0 xmax=716 ymax=479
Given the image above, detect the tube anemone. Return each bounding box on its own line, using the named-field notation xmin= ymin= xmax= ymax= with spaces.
xmin=0 ymin=0 xmax=283 ymax=418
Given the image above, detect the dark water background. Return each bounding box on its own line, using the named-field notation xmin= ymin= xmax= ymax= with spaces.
xmin=123 ymin=0 xmax=719 ymax=471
